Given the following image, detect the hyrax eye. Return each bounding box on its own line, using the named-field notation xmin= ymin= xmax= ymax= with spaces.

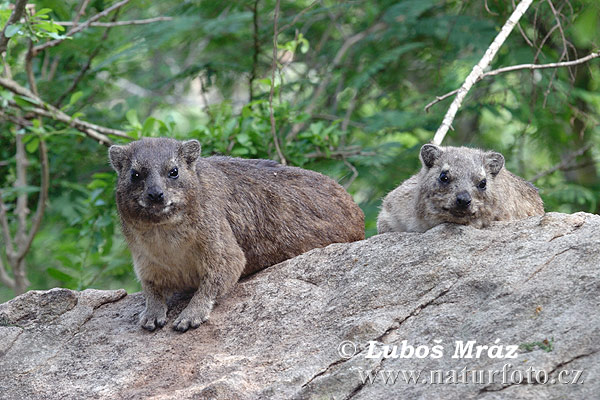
xmin=439 ymin=171 xmax=450 ymax=183
xmin=130 ymin=170 xmax=140 ymax=182
xmin=168 ymin=167 xmax=179 ymax=179
xmin=477 ymin=179 xmax=487 ymax=190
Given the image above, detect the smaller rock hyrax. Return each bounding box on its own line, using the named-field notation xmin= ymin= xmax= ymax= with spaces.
xmin=109 ymin=138 xmax=364 ymax=332
xmin=377 ymin=144 xmax=544 ymax=233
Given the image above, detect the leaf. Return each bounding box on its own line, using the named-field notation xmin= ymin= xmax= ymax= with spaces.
xmin=68 ymin=91 xmax=84 ymax=107
xmin=34 ymin=8 xmax=53 ymax=17
xmin=4 ymin=24 xmax=21 ymax=38
xmin=26 ymin=137 xmax=40 ymax=153
xmin=126 ymin=109 xmax=141 ymax=129
xmin=142 ymin=117 xmax=156 ymax=136
xmin=47 ymin=267 xmax=75 ymax=283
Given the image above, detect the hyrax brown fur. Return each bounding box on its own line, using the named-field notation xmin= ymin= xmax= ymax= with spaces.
xmin=109 ymin=138 xmax=364 ymax=332
xmin=377 ymin=144 xmax=544 ymax=233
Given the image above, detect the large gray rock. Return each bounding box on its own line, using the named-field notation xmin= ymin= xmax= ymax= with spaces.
xmin=0 ymin=212 xmax=598 ymax=399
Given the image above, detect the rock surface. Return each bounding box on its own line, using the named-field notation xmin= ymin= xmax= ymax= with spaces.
xmin=0 ymin=212 xmax=599 ymax=399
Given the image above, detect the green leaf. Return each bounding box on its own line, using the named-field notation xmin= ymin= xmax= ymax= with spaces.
xmin=126 ymin=109 xmax=141 ymax=129
xmin=26 ymin=137 xmax=40 ymax=153
xmin=68 ymin=91 xmax=83 ymax=107
xmin=47 ymin=267 xmax=75 ymax=283
xmin=34 ymin=8 xmax=53 ymax=17
xmin=142 ymin=117 xmax=156 ymax=136
xmin=4 ymin=24 xmax=21 ymax=38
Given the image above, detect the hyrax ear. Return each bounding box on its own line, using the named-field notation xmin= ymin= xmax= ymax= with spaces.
xmin=178 ymin=139 xmax=201 ymax=166
xmin=420 ymin=144 xmax=443 ymax=168
xmin=484 ymin=151 xmax=505 ymax=176
xmin=108 ymin=145 xmax=130 ymax=174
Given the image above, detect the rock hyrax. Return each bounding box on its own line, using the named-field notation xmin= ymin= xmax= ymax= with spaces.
xmin=109 ymin=138 xmax=364 ymax=331
xmin=377 ymin=144 xmax=544 ymax=233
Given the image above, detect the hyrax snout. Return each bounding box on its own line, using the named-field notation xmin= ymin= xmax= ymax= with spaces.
xmin=109 ymin=137 xmax=364 ymax=332
xmin=377 ymin=144 xmax=544 ymax=233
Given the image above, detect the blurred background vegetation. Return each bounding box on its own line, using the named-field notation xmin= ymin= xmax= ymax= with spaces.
xmin=0 ymin=0 xmax=598 ymax=302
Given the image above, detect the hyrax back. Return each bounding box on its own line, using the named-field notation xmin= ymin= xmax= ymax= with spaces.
xmin=109 ymin=138 xmax=364 ymax=331
xmin=377 ymin=144 xmax=544 ymax=233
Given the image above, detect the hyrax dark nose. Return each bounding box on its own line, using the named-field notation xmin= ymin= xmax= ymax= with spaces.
xmin=456 ymin=191 xmax=471 ymax=209
xmin=147 ymin=187 xmax=164 ymax=204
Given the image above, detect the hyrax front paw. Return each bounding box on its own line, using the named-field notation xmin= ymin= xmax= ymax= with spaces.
xmin=172 ymin=305 xmax=211 ymax=332
xmin=139 ymin=305 xmax=167 ymax=331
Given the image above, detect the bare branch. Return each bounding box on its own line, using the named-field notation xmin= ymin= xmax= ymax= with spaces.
xmin=15 ymin=140 xmax=49 ymax=262
xmin=287 ymin=21 xmax=387 ymax=141
xmin=0 ymin=255 xmax=15 ymax=288
xmin=55 ymin=16 xmax=173 ymax=28
xmin=530 ymin=143 xmax=593 ymax=182
xmin=0 ymin=0 xmax=28 ymax=54
xmin=249 ymin=0 xmax=260 ymax=101
xmin=424 ymin=89 xmax=460 ymax=113
xmin=278 ymin=1 xmax=318 ymax=34
xmin=425 ymin=53 xmax=600 ymax=112
xmin=0 ymin=76 xmax=130 ymax=145
xmin=55 ymin=9 xmax=121 ymax=107
xmin=342 ymin=159 xmax=358 ymax=190
xmin=72 ymin=0 xmax=92 ymax=27
xmin=482 ymin=52 xmax=599 ymax=77
xmin=14 ymin=135 xmax=28 ymax=264
xmin=32 ymin=0 xmax=131 ymax=56
xmin=432 ymin=0 xmax=534 ymax=145
xmin=0 ymin=192 xmax=15 ymax=259
xmin=268 ymin=0 xmax=287 ymax=165
xmin=305 ymin=147 xmax=376 ymax=159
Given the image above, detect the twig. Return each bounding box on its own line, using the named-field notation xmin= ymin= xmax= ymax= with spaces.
xmin=287 ymin=21 xmax=387 ymax=141
xmin=545 ymin=0 xmax=571 ymax=78
xmin=432 ymin=0 xmax=534 ymax=145
xmin=530 ymin=143 xmax=593 ymax=182
xmin=15 ymin=40 xmax=50 ymax=266
xmin=0 ymin=76 xmax=130 ymax=145
xmin=425 ymin=52 xmax=600 ymax=112
xmin=54 ymin=9 xmax=120 ymax=107
xmin=278 ymin=0 xmax=319 ymax=34
xmin=342 ymin=159 xmax=358 ymax=189
xmin=249 ymin=0 xmax=260 ymax=101
xmin=305 ymin=147 xmax=376 ymax=159
xmin=480 ymin=52 xmax=599 ymax=77
xmin=72 ymin=0 xmax=92 ymax=27
xmin=424 ymin=89 xmax=459 ymax=113
xmin=268 ymin=0 xmax=287 ymax=165
xmin=55 ymin=16 xmax=173 ymax=27
xmin=0 ymin=0 xmax=28 ymax=54
xmin=32 ymin=0 xmax=131 ymax=56
xmin=0 ymin=193 xmax=15 ymax=259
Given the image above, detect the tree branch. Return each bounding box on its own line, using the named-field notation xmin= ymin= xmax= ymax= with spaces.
xmin=425 ymin=52 xmax=600 ymax=112
xmin=55 ymin=16 xmax=173 ymax=28
xmin=249 ymin=0 xmax=260 ymax=101
xmin=0 ymin=255 xmax=15 ymax=288
xmin=54 ymin=9 xmax=121 ymax=107
xmin=0 ymin=76 xmax=130 ymax=145
xmin=268 ymin=0 xmax=287 ymax=165
xmin=0 ymin=193 xmax=15 ymax=259
xmin=31 ymin=0 xmax=131 ymax=56
xmin=72 ymin=0 xmax=92 ymax=27
xmin=0 ymin=0 xmax=28 ymax=54
xmin=286 ymin=21 xmax=386 ymax=141
xmin=432 ymin=0 xmax=534 ymax=145
xmin=15 ymin=140 xmax=49 ymax=262
xmin=530 ymin=143 xmax=593 ymax=182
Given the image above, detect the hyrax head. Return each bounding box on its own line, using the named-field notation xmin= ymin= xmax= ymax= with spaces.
xmin=418 ymin=144 xmax=504 ymax=224
xmin=109 ymin=138 xmax=201 ymax=225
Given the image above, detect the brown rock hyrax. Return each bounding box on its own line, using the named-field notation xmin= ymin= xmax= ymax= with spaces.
xmin=377 ymin=144 xmax=544 ymax=233
xmin=109 ymin=138 xmax=364 ymax=332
